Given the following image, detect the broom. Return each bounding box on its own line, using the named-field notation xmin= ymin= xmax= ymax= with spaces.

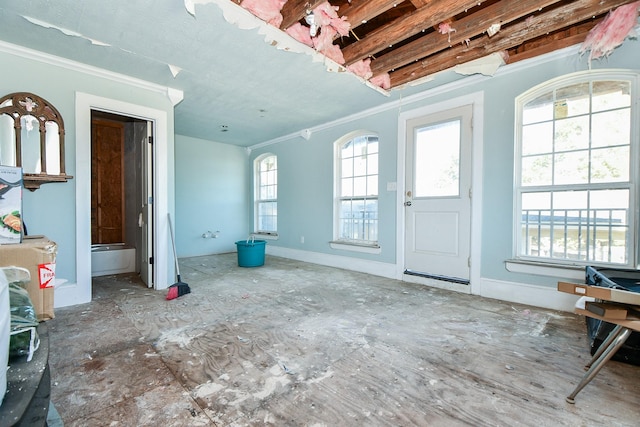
xmin=166 ymin=213 xmax=191 ymax=300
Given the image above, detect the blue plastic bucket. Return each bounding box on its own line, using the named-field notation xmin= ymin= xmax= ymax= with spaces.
xmin=235 ymin=239 xmax=266 ymax=267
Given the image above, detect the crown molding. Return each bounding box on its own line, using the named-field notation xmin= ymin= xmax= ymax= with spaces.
xmin=0 ymin=40 xmax=184 ymax=106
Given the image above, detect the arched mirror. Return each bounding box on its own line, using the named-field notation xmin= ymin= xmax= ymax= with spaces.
xmin=0 ymin=92 xmax=73 ymax=190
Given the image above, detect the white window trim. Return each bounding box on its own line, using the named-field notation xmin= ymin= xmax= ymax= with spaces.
xmin=505 ymin=259 xmax=586 ymax=281
xmin=513 ymin=69 xmax=640 ymax=272
xmin=330 ymin=240 xmax=381 ymax=254
xmin=251 ymin=232 xmax=279 ymax=240
xmin=333 ymin=130 xmax=380 ymax=251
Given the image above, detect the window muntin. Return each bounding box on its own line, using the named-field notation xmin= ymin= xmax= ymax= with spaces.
xmin=516 ymin=73 xmax=636 ymax=267
xmin=254 ymin=154 xmax=277 ymax=233
xmin=335 ymin=134 xmax=379 ymax=244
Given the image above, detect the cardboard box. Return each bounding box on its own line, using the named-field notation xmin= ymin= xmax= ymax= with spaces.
xmin=558 ymin=281 xmax=640 ymax=306
xmin=0 ymin=236 xmax=56 ymax=321
xmin=0 ymin=165 xmax=22 ymax=244
xmin=585 ymin=301 xmax=629 ymax=320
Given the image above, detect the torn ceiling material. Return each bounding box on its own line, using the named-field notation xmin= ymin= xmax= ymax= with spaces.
xmin=224 ymin=0 xmax=640 ymax=89
xmin=580 ymin=0 xmax=640 ymax=60
xmin=241 ymin=0 xmax=388 ymax=87
xmin=185 ymin=0 xmax=390 ymax=95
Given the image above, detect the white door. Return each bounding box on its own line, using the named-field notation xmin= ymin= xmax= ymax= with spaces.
xmin=139 ymin=121 xmax=154 ymax=287
xmin=404 ymin=105 xmax=472 ymax=283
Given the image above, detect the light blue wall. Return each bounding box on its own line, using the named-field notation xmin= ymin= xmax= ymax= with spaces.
xmin=251 ymin=111 xmax=399 ymax=263
xmin=174 ymin=134 xmax=249 ymax=257
xmin=249 ymin=41 xmax=640 ymax=288
xmin=0 ymin=49 xmax=175 ymax=286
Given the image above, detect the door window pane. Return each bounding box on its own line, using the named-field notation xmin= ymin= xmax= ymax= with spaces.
xmin=414 ymin=119 xmax=461 ymax=197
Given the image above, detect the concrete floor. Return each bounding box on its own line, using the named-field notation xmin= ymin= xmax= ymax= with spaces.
xmin=48 ymin=254 xmax=640 ymax=426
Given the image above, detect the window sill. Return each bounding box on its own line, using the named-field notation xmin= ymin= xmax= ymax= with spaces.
xmin=505 ymin=259 xmax=585 ymax=281
xmin=330 ymin=241 xmax=381 ymax=254
xmin=251 ymin=233 xmax=278 ymax=241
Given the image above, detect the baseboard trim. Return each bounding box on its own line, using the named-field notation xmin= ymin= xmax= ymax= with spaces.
xmin=476 ymin=277 xmax=579 ymax=312
xmin=266 ymin=246 xmax=396 ymax=279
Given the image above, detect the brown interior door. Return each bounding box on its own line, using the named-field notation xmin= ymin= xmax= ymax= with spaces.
xmin=91 ymin=118 xmax=125 ymax=244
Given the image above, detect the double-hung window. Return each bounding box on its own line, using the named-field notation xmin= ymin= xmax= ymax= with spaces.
xmin=334 ymin=133 xmax=379 ymax=246
xmin=254 ymin=154 xmax=277 ymax=235
xmin=515 ymin=70 xmax=638 ymax=268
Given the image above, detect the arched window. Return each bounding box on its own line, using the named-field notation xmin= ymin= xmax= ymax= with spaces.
xmin=333 ymin=132 xmax=379 ymax=246
xmin=254 ymin=154 xmax=277 ymax=234
xmin=514 ymin=70 xmax=638 ymax=267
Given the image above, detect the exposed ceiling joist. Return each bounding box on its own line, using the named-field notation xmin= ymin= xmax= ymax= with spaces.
xmin=238 ymin=0 xmax=639 ymax=91
xmin=280 ymin=0 xmax=326 ymax=30
xmin=341 ymin=0 xmax=489 ymax=65
xmin=409 ymin=0 xmax=430 ymax=7
xmin=389 ymin=0 xmax=635 ymax=87
xmin=336 ymin=0 xmax=407 ymax=29
xmin=369 ymin=0 xmax=564 ymax=75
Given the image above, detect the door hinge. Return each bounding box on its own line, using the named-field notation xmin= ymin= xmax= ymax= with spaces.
xmin=149 ymin=257 xmax=154 ymax=265
xmin=469 ymin=188 xmax=472 ymax=199
xmin=468 ymin=257 xmax=471 ymax=268
xmin=148 ymin=136 xmax=153 ymax=144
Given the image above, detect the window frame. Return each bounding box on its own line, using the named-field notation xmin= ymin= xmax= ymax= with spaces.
xmin=253 ymin=153 xmax=278 ymax=236
xmin=513 ymin=69 xmax=639 ymax=269
xmin=332 ymin=131 xmax=380 ymax=251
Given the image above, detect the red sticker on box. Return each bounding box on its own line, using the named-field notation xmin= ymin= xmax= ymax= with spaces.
xmin=38 ymin=263 xmax=56 ymax=288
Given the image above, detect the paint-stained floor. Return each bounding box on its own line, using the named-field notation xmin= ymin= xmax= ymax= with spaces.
xmin=48 ymin=254 xmax=640 ymax=426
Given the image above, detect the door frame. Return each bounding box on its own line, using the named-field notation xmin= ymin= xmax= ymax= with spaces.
xmin=56 ymin=92 xmax=170 ymax=307
xmin=396 ymin=92 xmax=484 ymax=295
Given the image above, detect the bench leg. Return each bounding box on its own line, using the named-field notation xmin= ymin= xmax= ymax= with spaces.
xmin=585 ymin=324 xmax=624 ymax=370
xmin=566 ymin=327 xmax=632 ymax=404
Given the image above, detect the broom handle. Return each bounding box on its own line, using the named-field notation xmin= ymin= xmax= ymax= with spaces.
xmin=167 ymin=213 xmax=181 ymax=277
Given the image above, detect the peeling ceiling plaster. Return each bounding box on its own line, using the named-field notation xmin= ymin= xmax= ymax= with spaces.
xmin=0 ymin=0 xmax=469 ymax=147
xmin=22 ymin=16 xmax=111 ymax=47
xmin=184 ymin=0 xmax=389 ymax=95
xmin=453 ymin=52 xmax=507 ymax=77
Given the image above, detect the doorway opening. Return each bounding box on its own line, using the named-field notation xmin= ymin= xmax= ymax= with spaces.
xmin=403 ymin=105 xmax=473 ymax=287
xmin=90 ymin=110 xmax=152 ymax=287
xmin=396 ymin=92 xmax=484 ymax=295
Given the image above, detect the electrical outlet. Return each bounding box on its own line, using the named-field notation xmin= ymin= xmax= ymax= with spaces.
xmin=300 ymin=236 xmax=305 ymax=244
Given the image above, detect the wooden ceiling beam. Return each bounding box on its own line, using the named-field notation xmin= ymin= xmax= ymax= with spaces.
xmin=280 ymin=0 xmax=325 ymax=30
xmin=508 ymin=29 xmax=595 ymax=64
xmin=389 ymin=0 xmax=636 ymax=87
xmin=342 ymin=0 xmax=488 ymax=65
xmin=280 ymin=0 xmax=405 ymax=37
xmin=370 ymin=0 xmax=563 ymax=75
xmin=339 ymin=0 xmax=407 ymax=30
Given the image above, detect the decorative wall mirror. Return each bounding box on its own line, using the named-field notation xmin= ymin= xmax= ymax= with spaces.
xmin=0 ymin=92 xmax=73 ymax=190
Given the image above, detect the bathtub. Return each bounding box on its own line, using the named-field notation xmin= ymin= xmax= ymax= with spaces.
xmin=91 ymin=244 xmax=136 ymax=277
